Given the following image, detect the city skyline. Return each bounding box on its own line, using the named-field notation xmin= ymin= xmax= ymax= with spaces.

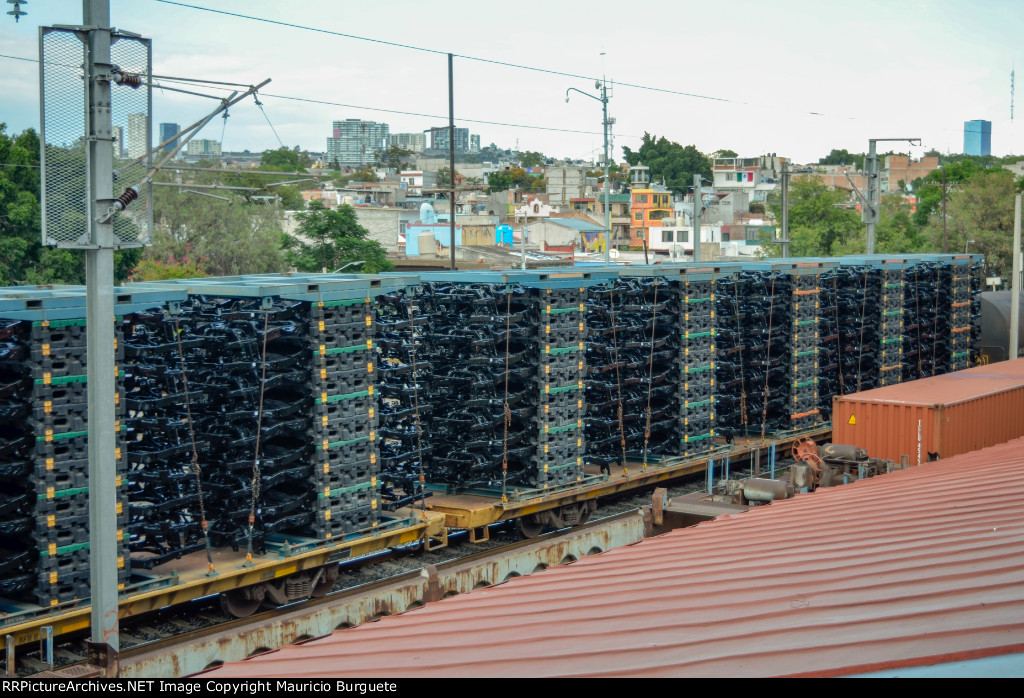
xmin=2 ymin=1 xmax=1023 ymax=164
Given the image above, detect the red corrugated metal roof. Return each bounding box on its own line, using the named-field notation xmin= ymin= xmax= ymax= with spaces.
xmin=204 ymin=439 xmax=1024 ymax=678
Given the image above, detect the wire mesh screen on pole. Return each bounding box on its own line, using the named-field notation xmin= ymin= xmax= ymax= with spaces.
xmin=39 ymin=27 xmax=89 ymax=247
xmin=110 ymin=33 xmax=152 ymax=247
xmin=40 ymin=27 xmax=152 ymax=248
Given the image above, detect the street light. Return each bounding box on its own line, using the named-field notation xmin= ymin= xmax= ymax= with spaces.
xmin=566 ymin=82 xmax=612 ymax=264
xmin=331 ymin=260 xmax=365 ymax=273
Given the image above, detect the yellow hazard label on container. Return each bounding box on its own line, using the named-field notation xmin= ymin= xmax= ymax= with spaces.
xmin=368 ymin=385 xmax=373 ymax=396
xmin=323 ymin=462 xmax=329 ymax=474
xmin=117 ymin=556 xmax=124 ymax=569
xmin=50 ymin=571 xmax=57 ymax=584
xmin=319 ymin=344 xmax=326 ymax=355
xmin=46 ymin=457 xmax=54 ymax=471
xmin=371 ymin=499 xmax=377 ymax=510
xmin=324 ymin=510 xmax=331 ymax=521
xmin=325 ymin=487 xmax=331 ymax=497
xmin=367 ymin=362 xmax=373 ymax=373
xmin=48 ymin=543 xmax=56 ymax=556
xmin=47 ymin=514 xmax=55 ymax=528
xmin=318 ymin=320 xmax=325 ymax=332
xmin=848 ymin=415 xmax=856 ymax=425
xmin=365 ymin=316 xmax=372 ymax=326
xmin=43 ymin=372 xmax=51 ymax=385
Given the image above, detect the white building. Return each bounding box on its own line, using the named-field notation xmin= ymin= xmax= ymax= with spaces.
xmin=712 ymin=155 xmax=785 ymax=202
xmin=327 ymin=119 xmax=390 ymax=168
xmin=389 ymin=132 xmax=426 ymax=153
xmin=126 ymin=113 xmax=148 ymax=159
xmin=186 ymin=139 xmax=222 ymax=157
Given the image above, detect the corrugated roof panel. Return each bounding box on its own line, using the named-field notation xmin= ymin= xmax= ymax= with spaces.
xmin=204 ymin=439 xmax=1024 ymax=678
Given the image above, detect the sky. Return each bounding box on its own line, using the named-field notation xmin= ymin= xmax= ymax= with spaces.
xmin=2 ymin=0 xmax=1023 ymax=165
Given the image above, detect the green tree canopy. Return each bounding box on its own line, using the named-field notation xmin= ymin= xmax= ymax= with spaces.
xmin=621 ymin=133 xmax=711 ymax=196
xmin=283 ymin=201 xmax=393 ymax=274
xmin=518 ymin=151 xmax=545 ymax=169
xmin=765 ymin=176 xmax=863 ymax=256
xmin=0 ymin=124 xmax=137 ymax=285
xmin=486 ymin=167 xmax=542 ymax=193
xmin=144 ymin=169 xmax=284 ymax=277
xmin=375 ymin=145 xmax=414 ymax=170
xmin=260 ymin=147 xmax=306 ymax=173
xmin=942 ymin=169 xmax=1016 ymax=275
xmin=817 ymin=148 xmax=865 ymax=170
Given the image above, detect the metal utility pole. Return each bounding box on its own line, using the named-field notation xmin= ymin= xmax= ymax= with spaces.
xmin=863 ymin=137 xmax=920 ymax=253
xmin=692 ymin=174 xmax=702 ymax=263
xmin=83 ymin=0 xmax=119 ymax=671
xmin=780 ymin=167 xmax=790 ymax=258
xmin=566 ymin=78 xmax=612 ymax=264
xmin=1012 ymin=192 xmax=1021 ymax=360
xmin=448 ymin=53 xmax=456 ymax=271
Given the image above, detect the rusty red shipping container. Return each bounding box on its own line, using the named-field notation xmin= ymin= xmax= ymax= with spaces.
xmin=832 ymin=358 xmax=1024 ymax=464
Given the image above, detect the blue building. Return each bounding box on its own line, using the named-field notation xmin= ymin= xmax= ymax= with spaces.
xmin=963 ymin=120 xmax=992 ymax=156
xmin=159 ymin=122 xmax=180 ymax=154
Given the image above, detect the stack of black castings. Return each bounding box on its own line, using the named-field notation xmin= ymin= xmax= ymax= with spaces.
xmin=586 ymin=277 xmax=681 ymax=468
xmin=0 ymin=314 xmax=129 ymax=606
xmin=375 ymin=290 xmax=432 ymax=508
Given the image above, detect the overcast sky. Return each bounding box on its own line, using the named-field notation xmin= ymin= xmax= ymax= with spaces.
xmin=2 ymin=0 xmax=1023 ymax=164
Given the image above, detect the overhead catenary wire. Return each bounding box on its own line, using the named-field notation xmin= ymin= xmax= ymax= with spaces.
xmin=147 ymin=0 xmax=861 ymax=122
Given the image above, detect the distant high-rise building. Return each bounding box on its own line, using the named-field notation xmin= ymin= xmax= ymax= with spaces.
xmin=186 ymin=139 xmax=221 ymax=158
xmin=326 ymin=119 xmax=390 ymax=168
xmin=426 ymin=126 xmax=470 ymax=153
xmin=389 ymin=132 xmax=426 ymax=152
xmin=469 ymin=134 xmax=480 ymax=153
xmin=159 ymin=122 xmax=180 ymax=154
xmin=964 ymin=120 xmax=992 ymax=156
xmin=112 ymin=126 xmax=124 ymax=159
xmin=126 ymin=113 xmax=148 ymax=159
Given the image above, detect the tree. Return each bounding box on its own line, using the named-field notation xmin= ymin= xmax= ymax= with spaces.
xmin=766 ymin=176 xmax=863 ymax=256
xmin=260 ymin=147 xmax=305 ymax=173
xmin=486 ymin=167 xmax=534 ymax=193
xmin=621 ymin=133 xmax=711 ymax=196
xmin=144 ymin=174 xmax=284 ymax=277
xmin=0 ymin=124 xmax=137 ymax=285
xmin=283 ymin=201 xmax=393 ymax=274
xmin=942 ymin=169 xmax=1016 ymax=275
xmin=518 ymin=151 xmax=545 ymax=169
xmin=715 ymin=149 xmax=739 ymax=158
xmin=818 ymin=148 xmax=865 ymax=170
xmin=375 ymin=145 xmax=413 ymax=170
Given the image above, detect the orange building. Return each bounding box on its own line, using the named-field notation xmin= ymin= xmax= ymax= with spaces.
xmin=627 ymin=164 xmax=672 ymax=248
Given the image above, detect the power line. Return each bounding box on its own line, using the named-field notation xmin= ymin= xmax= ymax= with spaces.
xmin=0 ymin=53 xmax=634 ymax=140
xmin=151 ymin=1 xmax=754 ymax=108
xmin=149 ymin=1 xmax=916 ymax=123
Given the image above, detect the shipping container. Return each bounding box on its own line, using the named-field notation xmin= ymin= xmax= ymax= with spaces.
xmin=832 ymin=358 xmax=1024 ymax=464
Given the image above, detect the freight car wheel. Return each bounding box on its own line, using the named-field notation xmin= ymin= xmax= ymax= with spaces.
xmin=220 ymin=585 xmax=265 ymax=618
xmin=310 ymin=564 xmax=340 ymax=598
xmin=516 ymin=515 xmax=545 ymax=539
